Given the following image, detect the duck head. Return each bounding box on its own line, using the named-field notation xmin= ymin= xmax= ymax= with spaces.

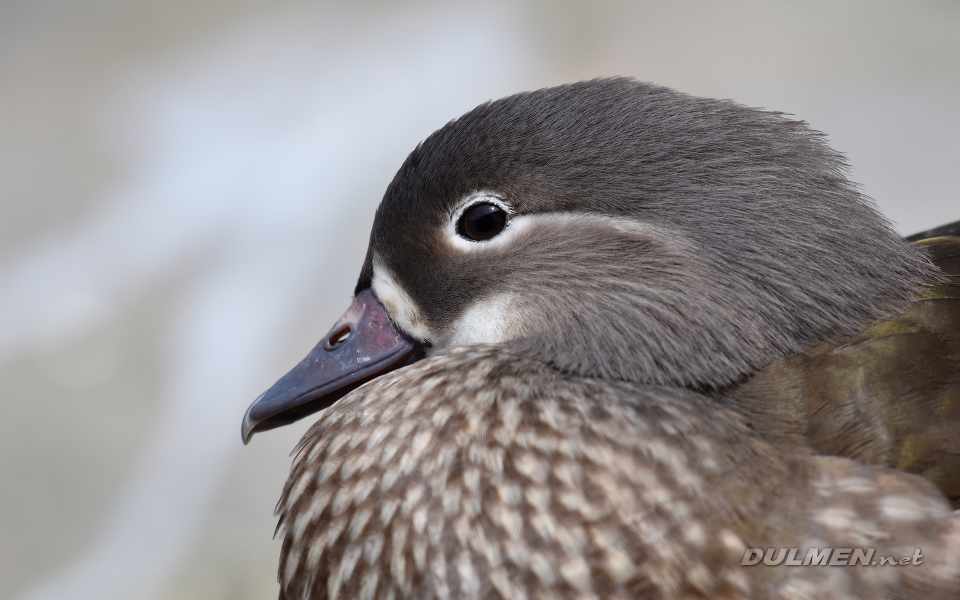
xmin=242 ymin=78 xmax=936 ymax=443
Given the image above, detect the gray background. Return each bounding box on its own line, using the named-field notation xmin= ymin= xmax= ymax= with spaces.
xmin=1 ymin=1 xmax=957 ymax=599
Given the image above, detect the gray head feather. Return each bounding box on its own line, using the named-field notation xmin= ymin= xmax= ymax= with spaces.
xmin=358 ymin=77 xmax=938 ymax=388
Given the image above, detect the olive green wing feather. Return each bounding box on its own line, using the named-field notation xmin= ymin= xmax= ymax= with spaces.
xmin=727 ymin=236 xmax=960 ymax=507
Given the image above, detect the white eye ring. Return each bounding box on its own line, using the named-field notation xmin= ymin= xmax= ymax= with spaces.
xmin=449 ymin=193 xmax=513 ymax=237
xmin=445 ymin=192 xmax=533 ymax=253
xmin=450 ymin=193 xmax=513 ymax=222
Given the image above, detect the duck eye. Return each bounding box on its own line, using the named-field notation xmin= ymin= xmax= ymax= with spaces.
xmin=457 ymin=203 xmax=507 ymax=241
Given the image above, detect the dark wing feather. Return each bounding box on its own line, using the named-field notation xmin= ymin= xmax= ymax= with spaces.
xmin=726 ymin=236 xmax=960 ymax=507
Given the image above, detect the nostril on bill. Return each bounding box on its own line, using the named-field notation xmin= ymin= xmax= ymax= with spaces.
xmin=324 ymin=326 xmax=351 ymax=350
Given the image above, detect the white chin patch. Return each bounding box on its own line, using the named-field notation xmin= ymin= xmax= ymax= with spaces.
xmin=439 ymin=292 xmax=517 ymax=348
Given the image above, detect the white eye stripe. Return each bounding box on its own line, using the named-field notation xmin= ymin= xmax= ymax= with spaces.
xmin=373 ymin=211 xmax=679 ymax=353
xmin=446 ymin=215 xmax=534 ymax=252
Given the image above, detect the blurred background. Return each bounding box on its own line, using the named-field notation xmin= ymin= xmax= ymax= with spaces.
xmin=0 ymin=1 xmax=957 ymax=599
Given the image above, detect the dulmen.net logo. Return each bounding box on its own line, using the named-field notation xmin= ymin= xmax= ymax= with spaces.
xmin=741 ymin=548 xmax=924 ymax=567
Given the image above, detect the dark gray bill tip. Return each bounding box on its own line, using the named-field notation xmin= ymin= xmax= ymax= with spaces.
xmin=241 ymin=288 xmax=425 ymax=444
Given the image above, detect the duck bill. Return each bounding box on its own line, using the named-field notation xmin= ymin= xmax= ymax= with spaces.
xmin=241 ymin=288 xmax=424 ymax=444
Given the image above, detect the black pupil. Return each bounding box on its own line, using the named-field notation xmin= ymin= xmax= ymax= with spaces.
xmin=458 ymin=203 xmax=507 ymax=241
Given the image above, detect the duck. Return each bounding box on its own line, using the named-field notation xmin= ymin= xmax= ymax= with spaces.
xmin=241 ymin=78 xmax=960 ymax=599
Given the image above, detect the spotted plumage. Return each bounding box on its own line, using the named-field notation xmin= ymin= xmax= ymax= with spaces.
xmin=277 ymin=346 xmax=960 ymax=599
xmin=244 ymin=78 xmax=960 ymax=599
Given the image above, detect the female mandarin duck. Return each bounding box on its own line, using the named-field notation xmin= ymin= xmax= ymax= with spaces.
xmin=242 ymin=78 xmax=960 ymax=599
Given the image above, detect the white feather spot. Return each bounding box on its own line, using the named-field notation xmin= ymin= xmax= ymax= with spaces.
xmin=529 ymin=552 xmax=557 ymax=586
xmin=457 ymin=551 xmax=481 ymax=596
xmin=880 ymin=496 xmax=927 ymax=522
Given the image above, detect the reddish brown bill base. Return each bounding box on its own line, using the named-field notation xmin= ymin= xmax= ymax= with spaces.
xmin=241 ymin=288 xmax=424 ymax=443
